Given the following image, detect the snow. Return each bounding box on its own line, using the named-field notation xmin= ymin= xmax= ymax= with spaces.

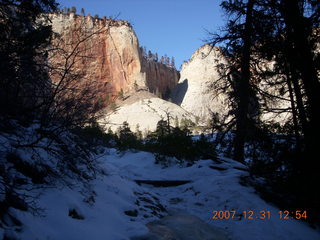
xmin=98 ymin=96 xmax=197 ymax=133
xmin=4 ymin=149 xmax=320 ymax=240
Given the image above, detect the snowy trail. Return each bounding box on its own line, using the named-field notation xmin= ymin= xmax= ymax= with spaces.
xmin=106 ymin=150 xmax=320 ymax=240
xmin=10 ymin=149 xmax=320 ymax=240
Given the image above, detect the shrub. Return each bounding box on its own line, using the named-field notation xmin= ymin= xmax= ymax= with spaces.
xmin=72 ymin=122 xmax=115 ymax=150
xmin=116 ymin=122 xmax=141 ymax=151
xmin=144 ymin=121 xmax=216 ymax=166
xmin=6 ymin=152 xmax=47 ymax=184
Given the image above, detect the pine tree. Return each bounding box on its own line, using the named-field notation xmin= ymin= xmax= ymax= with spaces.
xmin=81 ymin=8 xmax=85 ymax=16
xmin=211 ymin=0 xmax=320 ymax=222
xmin=211 ymin=0 xmax=257 ymax=163
xmin=170 ymin=56 xmax=175 ymax=68
xmin=0 ymin=0 xmax=57 ymax=123
xmin=117 ymin=121 xmax=137 ymax=150
xmin=281 ymin=0 xmax=320 ymax=162
xmin=156 ymin=119 xmax=169 ymax=137
xmin=163 ymin=54 xmax=169 ymax=65
xmin=135 ymin=124 xmax=143 ymax=140
xmin=233 ymin=0 xmax=255 ymax=163
xmin=71 ymin=6 xmax=77 ymax=13
xmin=143 ymin=46 xmax=147 ymax=57
xmin=148 ymin=50 xmax=152 ymax=60
xmin=174 ymin=116 xmax=179 ymax=128
xmin=160 ymin=56 xmax=164 ymax=64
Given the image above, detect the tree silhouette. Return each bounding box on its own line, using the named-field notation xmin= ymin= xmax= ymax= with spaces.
xmin=0 ymin=0 xmax=57 ymax=124
xmin=209 ymin=0 xmax=320 ymax=223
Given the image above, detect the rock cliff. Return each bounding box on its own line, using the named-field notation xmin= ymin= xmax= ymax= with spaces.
xmin=141 ymin=57 xmax=179 ymax=96
xmin=49 ymin=13 xmax=179 ymax=100
xmin=171 ymin=44 xmax=291 ymax=125
xmin=171 ymin=45 xmax=229 ymax=122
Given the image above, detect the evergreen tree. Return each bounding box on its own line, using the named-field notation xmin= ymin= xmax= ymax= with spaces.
xmin=170 ymin=56 xmax=175 ymax=68
xmin=135 ymin=124 xmax=143 ymax=140
xmin=0 ymin=0 xmax=58 ymax=123
xmin=233 ymin=0 xmax=255 ymax=163
xmin=81 ymin=8 xmax=85 ymax=16
xmin=280 ymin=0 xmax=320 ymax=168
xmin=156 ymin=119 xmax=169 ymax=137
xmin=143 ymin=46 xmax=147 ymax=57
xmin=148 ymin=50 xmax=153 ymax=60
xmin=117 ymin=121 xmax=137 ymax=150
xmin=163 ymin=54 xmax=169 ymax=65
xmin=71 ymin=6 xmax=76 ymax=13
xmin=210 ymin=0 xmax=320 ymax=222
xmin=210 ymin=0 xmax=260 ymax=163
xmin=160 ymin=56 xmax=164 ymax=64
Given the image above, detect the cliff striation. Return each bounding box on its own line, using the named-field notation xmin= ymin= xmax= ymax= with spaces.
xmin=141 ymin=57 xmax=179 ymax=97
xmin=49 ymin=13 xmax=179 ymax=101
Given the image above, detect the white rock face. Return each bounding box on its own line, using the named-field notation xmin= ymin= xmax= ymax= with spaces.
xmin=172 ymin=45 xmax=291 ymax=125
xmin=98 ymin=92 xmax=197 ymax=134
xmin=171 ymin=45 xmax=229 ymax=122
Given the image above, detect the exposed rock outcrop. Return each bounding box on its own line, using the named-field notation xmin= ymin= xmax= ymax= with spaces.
xmin=171 ymin=45 xmax=229 ymax=122
xmin=141 ymin=57 xmax=180 ymax=97
xmin=171 ymin=44 xmax=291 ymax=125
xmin=49 ymin=13 xmax=179 ymax=100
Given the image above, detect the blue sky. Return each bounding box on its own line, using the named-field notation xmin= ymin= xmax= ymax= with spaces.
xmin=57 ymin=0 xmax=224 ymax=69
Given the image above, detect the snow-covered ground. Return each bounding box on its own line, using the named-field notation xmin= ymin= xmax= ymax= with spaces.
xmin=98 ymin=92 xmax=198 ymax=134
xmin=4 ymin=149 xmax=320 ymax=240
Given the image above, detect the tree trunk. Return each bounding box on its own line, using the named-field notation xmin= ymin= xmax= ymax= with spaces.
xmin=286 ymin=77 xmax=300 ymax=147
xmin=283 ymin=43 xmax=308 ymax=141
xmin=233 ymin=0 xmax=255 ymax=163
xmin=282 ymin=0 xmax=320 ymax=169
xmin=281 ymin=1 xmax=320 ymax=207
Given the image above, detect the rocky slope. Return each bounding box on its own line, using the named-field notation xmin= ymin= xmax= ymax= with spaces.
xmin=49 ymin=13 xmax=179 ymax=99
xmin=98 ymin=91 xmax=197 ymax=134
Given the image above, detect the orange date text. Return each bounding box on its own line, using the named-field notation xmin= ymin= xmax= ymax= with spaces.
xmin=211 ymin=210 xmax=307 ymax=220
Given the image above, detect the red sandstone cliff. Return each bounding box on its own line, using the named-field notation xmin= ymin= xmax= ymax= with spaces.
xmin=49 ymin=13 xmax=179 ymax=101
xmin=141 ymin=57 xmax=180 ymax=97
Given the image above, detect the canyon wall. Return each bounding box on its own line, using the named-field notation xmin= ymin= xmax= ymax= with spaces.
xmin=171 ymin=45 xmax=229 ymax=121
xmin=49 ymin=13 xmax=179 ymax=100
xmin=171 ymin=44 xmax=291 ymax=125
xmin=141 ymin=57 xmax=180 ymax=96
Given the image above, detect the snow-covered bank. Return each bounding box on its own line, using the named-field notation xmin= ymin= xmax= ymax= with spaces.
xmin=3 ymin=149 xmax=320 ymax=239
